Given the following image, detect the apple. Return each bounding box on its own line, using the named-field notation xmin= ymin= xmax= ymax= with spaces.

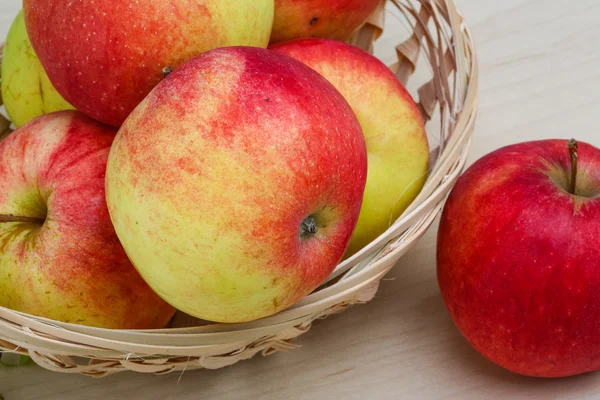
xmin=23 ymin=0 xmax=274 ymax=127
xmin=1 ymin=10 xmax=73 ymax=128
xmin=105 ymin=47 xmax=368 ymax=323
xmin=437 ymin=139 xmax=600 ymax=378
xmin=271 ymin=39 xmax=429 ymax=257
xmin=270 ymin=0 xmax=381 ymax=44
xmin=0 ymin=111 xmax=175 ymax=329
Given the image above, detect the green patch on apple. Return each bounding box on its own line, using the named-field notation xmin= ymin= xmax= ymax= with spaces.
xmin=1 ymin=10 xmax=73 ymax=128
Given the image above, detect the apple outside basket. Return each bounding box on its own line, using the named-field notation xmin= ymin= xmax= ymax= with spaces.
xmin=0 ymin=0 xmax=478 ymax=376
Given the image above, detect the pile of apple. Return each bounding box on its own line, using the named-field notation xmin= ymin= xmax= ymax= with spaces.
xmin=0 ymin=0 xmax=429 ymax=328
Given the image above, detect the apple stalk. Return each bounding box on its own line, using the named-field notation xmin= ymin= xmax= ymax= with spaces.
xmin=0 ymin=214 xmax=44 ymax=224
xmin=568 ymin=138 xmax=578 ymax=195
xmin=300 ymin=215 xmax=318 ymax=238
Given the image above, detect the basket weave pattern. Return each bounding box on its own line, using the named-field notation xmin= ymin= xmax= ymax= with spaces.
xmin=0 ymin=0 xmax=478 ymax=377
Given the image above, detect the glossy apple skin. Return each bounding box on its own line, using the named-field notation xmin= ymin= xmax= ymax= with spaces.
xmin=1 ymin=10 xmax=73 ymax=128
xmin=106 ymin=47 xmax=367 ymax=323
xmin=23 ymin=0 xmax=274 ymax=127
xmin=437 ymin=140 xmax=600 ymax=378
xmin=0 ymin=111 xmax=175 ymax=328
xmin=271 ymin=0 xmax=381 ymax=44
xmin=271 ymin=39 xmax=429 ymax=257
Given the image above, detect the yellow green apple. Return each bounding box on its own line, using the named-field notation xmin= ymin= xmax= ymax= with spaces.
xmin=105 ymin=47 xmax=368 ymax=323
xmin=271 ymin=39 xmax=429 ymax=256
xmin=23 ymin=0 xmax=275 ymax=126
xmin=0 ymin=111 xmax=175 ymax=328
xmin=1 ymin=11 xmax=73 ymax=128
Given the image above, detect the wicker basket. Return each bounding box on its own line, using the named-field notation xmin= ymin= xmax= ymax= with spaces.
xmin=0 ymin=0 xmax=478 ymax=377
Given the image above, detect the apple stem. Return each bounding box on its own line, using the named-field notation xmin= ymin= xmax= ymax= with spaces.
xmin=162 ymin=66 xmax=173 ymax=78
xmin=300 ymin=215 xmax=318 ymax=238
xmin=0 ymin=214 xmax=45 ymax=225
xmin=568 ymin=139 xmax=578 ymax=195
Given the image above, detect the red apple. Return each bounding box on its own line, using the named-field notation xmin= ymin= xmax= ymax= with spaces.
xmin=23 ymin=0 xmax=274 ymax=127
xmin=0 ymin=111 xmax=175 ymax=328
xmin=437 ymin=139 xmax=600 ymax=377
xmin=105 ymin=47 xmax=368 ymax=323
xmin=270 ymin=0 xmax=381 ymax=44
xmin=270 ymin=38 xmax=429 ymax=257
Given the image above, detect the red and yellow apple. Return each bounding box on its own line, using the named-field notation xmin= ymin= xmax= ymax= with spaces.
xmin=438 ymin=139 xmax=600 ymax=378
xmin=105 ymin=47 xmax=368 ymax=323
xmin=0 ymin=111 xmax=175 ymax=328
xmin=23 ymin=0 xmax=274 ymax=127
xmin=270 ymin=0 xmax=381 ymax=44
xmin=271 ymin=39 xmax=429 ymax=256
xmin=1 ymin=10 xmax=73 ymax=128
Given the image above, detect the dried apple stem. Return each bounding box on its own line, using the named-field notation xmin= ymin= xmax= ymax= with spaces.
xmin=0 ymin=214 xmax=44 ymax=224
xmin=162 ymin=66 xmax=173 ymax=78
xmin=300 ymin=215 xmax=318 ymax=238
xmin=568 ymin=138 xmax=578 ymax=195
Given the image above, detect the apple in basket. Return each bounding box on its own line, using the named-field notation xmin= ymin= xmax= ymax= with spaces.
xmin=270 ymin=0 xmax=382 ymax=44
xmin=105 ymin=47 xmax=368 ymax=323
xmin=1 ymin=10 xmax=73 ymax=128
xmin=271 ymin=38 xmax=429 ymax=257
xmin=437 ymin=139 xmax=600 ymax=377
xmin=22 ymin=0 xmax=274 ymax=126
xmin=0 ymin=111 xmax=175 ymax=329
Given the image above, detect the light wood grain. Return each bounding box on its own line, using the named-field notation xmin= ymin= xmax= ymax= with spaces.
xmin=2 ymin=0 xmax=600 ymax=398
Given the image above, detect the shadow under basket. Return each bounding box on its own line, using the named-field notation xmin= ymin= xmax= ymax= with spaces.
xmin=0 ymin=0 xmax=478 ymax=377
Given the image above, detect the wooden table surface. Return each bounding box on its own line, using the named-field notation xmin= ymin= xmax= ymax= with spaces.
xmin=2 ymin=0 xmax=600 ymax=399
